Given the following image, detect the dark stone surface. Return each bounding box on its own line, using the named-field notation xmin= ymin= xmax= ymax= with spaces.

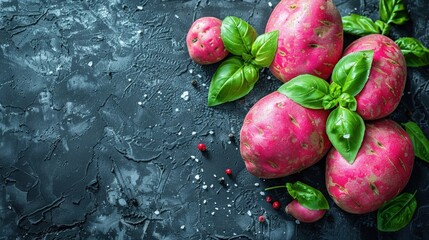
xmin=0 ymin=0 xmax=428 ymax=239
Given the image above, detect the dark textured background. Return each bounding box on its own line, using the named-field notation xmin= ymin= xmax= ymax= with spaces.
xmin=0 ymin=0 xmax=428 ymax=239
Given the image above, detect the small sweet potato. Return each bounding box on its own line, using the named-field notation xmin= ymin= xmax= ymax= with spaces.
xmin=186 ymin=17 xmax=229 ymax=65
xmin=285 ymin=200 xmax=327 ymax=223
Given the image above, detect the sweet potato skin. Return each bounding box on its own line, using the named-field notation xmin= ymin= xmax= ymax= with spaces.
xmin=326 ymin=119 xmax=414 ymax=214
xmin=239 ymin=91 xmax=331 ymax=178
xmin=186 ymin=17 xmax=229 ymax=65
xmin=265 ymin=0 xmax=343 ymax=82
xmin=285 ymin=200 xmax=327 ymax=223
xmin=342 ymin=34 xmax=407 ymax=120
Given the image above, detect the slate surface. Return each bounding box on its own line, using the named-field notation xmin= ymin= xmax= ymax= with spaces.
xmin=0 ymin=0 xmax=428 ymax=239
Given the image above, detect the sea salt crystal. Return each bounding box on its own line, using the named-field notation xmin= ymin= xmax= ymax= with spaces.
xmin=203 ymin=200 xmax=207 ymax=204
xmin=202 ymin=185 xmax=208 ymax=190
xmin=137 ymin=6 xmax=143 ymax=10
xmin=197 ymin=74 xmax=202 ymax=78
xmin=254 ymin=183 xmax=260 ymax=187
xmin=195 ymin=174 xmax=200 ymax=180
xmin=88 ymin=61 xmax=93 ymax=67
xmin=260 ymin=191 xmax=265 ymax=196
xmin=180 ymin=225 xmax=185 ymax=229
xmin=209 ymin=130 xmax=214 ymax=135
xmin=268 ymin=2 xmax=272 ymax=7
xmin=191 ymin=131 xmax=197 ymax=135
xmin=175 ymin=14 xmax=179 ymax=18
xmin=211 ymin=212 xmax=215 ymax=216
xmin=137 ymin=101 xmax=143 ymax=105
xmin=154 ymin=210 xmax=160 ymax=215
xmin=189 ymin=69 xmax=193 ymax=74
xmin=247 ymin=210 xmax=252 ymax=216
xmin=181 ymin=91 xmax=189 ymax=101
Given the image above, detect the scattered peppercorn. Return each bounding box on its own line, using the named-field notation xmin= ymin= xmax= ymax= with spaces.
xmin=197 ymin=143 xmax=207 ymax=151
xmin=265 ymin=196 xmax=272 ymax=203
xmin=225 ymin=168 xmax=232 ymax=175
xmin=218 ymin=177 xmax=225 ymax=185
xmin=228 ymin=133 xmax=235 ymax=140
xmin=272 ymin=201 xmax=281 ymax=210
xmin=258 ymin=215 xmax=266 ymax=222
xmin=191 ymin=79 xmax=198 ymax=87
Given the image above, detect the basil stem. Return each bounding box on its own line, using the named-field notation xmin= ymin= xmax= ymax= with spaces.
xmin=208 ymin=57 xmax=259 ymax=106
xmin=221 ymin=16 xmax=257 ymax=57
xmin=402 ymin=121 xmax=429 ymax=163
xmin=277 ymin=74 xmax=330 ymax=109
xmin=377 ymin=192 xmax=417 ymax=232
xmin=326 ymin=107 xmax=365 ymax=163
xmin=395 ymin=37 xmax=429 ymax=67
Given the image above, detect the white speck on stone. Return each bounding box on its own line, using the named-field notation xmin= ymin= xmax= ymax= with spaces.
xmin=180 ymin=225 xmax=185 ymax=230
xmin=177 ymin=131 xmax=182 ymax=136
xmin=154 ymin=210 xmax=160 ymax=215
xmin=234 ymin=184 xmax=238 ymax=187
xmin=203 ymin=200 xmax=207 ymax=204
xmin=211 ymin=212 xmax=215 ymax=216
xmin=260 ymin=191 xmax=265 ymax=196
xmin=209 ymin=130 xmax=214 ymax=135
xmin=200 ymin=168 xmax=204 ymax=172
xmin=137 ymin=6 xmax=143 ymax=10
xmin=210 ymin=184 xmax=214 ymax=188
xmin=175 ymin=108 xmax=179 ymax=112
xmin=137 ymin=101 xmax=143 ymax=106
xmin=194 ymin=174 xmax=200 ymax=180
xmin=191 ymin=131 xmax=197 ymax=135
xmin=175 ymin=14 xmax=179 ymax=18
xmin=88 ymin=61 xmax=93 ymax=67
xmin=189 ymin=69 xmax=193 ymax=74
xmin=227 ymin=204 xmax=232 ymax=208
xmin=268 ymin=1 xmax=272 ymax=7
xmin=197 ymin=74 xmax=202 ymax=78
xmin=143 ymin=94 xmax=148 ymax=98
xmin=254 ymin=183 xmax=260 ymax=187
xmin=213 ymin=174 xmax=217 ymax=178
xmin=215 ymin=207 xmax=219 ymax=210
xmin=181 ymin=91 xmax=189 ymax=101
xmin=202 ymin=185 xmax=208 ymax=190
xmin=247 ymin=210 xmax=252 ymax=216
xmin=128 ymin=78 xmax=132 ymax=82
xmin=295 ymin=220 xmax=301 ymax=224
xmin=158 ymin=91 xmax=162 ymax=95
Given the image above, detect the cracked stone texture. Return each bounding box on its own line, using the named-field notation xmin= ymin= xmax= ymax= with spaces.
xmin=0 ymin=0 xmax=428 ymax=239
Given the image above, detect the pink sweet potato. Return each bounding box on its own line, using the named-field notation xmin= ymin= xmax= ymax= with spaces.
xmin=285 ymin=200 xmax=326 ymax=223
xmin=186 ymin=17 xmax=229 ymax=65
xmin=239 ymin=91 xmax=331 ymax=178
xmin=265 ymin=0 xmax=343 ymax=82
xmin=342 ymin=34 xmax=407 ymax=120
xmin=326 ymin=119 xmax=414 ymax=214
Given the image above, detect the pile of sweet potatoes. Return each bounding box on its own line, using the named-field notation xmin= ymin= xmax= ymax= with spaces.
xmin=185 ymin=0 xmax=428 ymax=229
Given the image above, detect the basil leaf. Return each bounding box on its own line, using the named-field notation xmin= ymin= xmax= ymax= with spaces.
xmin=286 ymin=181 xmax=330 ymax=210
xmin=377 ymin=192 xmax=417 ymax=232
xmin=221 ymin=16 xmax=257 ymax=57
xmin=331 ymin=50 xmax=374 ymax=97
xmin=379 ymin=0 xmax=409 ymax=25
xmin=375 ymin=20 xmax=391 ymax=35
xmin=338 ymin=93 xmax=357 ymax=111
xmin=395 ymin=37 xmax=429 ymax=67
xmin=277 ymin=74 xmax=330 ymax=109
xmin=251 ymin=30 xmax=279 ymax=68
xmin=208 ymin=57 xmax=259 ymax=106
xmin=342 ymin=14 xmax=382 ymax=36
xmin=402 ymin=122 xmax=429 ymax=163
xmin=326 ymin=107 xmax=365 ymax=163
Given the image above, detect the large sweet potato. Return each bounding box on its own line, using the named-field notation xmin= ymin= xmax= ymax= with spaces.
xmin=240 ymin=91 xmax=331 ymax=178
xmin=342 ymin=34 xmax=407 ymax=120
xmin=326 ymin=119 xmax=414 ymax=214
xmin=265 ymin=0 xmax=343 ymax=82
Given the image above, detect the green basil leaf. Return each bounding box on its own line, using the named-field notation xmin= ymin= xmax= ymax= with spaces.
xmin=286 ymin=181 xmax=330 ymax=210
xmin=277 ymin=74 xmax=329 ymax=109
xmin=332 ymin=50 xmax=374 ymax=97
xmin=221 ymin=16 xmax=257 ymax=56
xmin=338 ymin=93 xmax=357 ymax=111
xmin=377 ymin=192 xmax=417 ymax=232
xmin=322 ymin=95 xmax=338 ymax=110
xmin=326 ymin=107 xmax=365 ymax=163
xmin=251 ymin=30 xmax=279 ymax=68
xmin=379 ymin=0 xmax=409 ymax=25
xmin=395 ymin=37 xmax=429 ymax=67
xmin=342 ymin=14 xmax=382 ymax=36
xmin=375 ymin=20 xmax=391 ymax=35
xmin=208 ymin=57 xmax=259 ymax=106
xmin=402 ymin=121 xmax=429 ymax=163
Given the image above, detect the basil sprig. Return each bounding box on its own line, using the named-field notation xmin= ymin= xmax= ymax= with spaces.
xmin=341 ymin=0 xmax=429 ymax=67
xmin=395 ymin=37 xmax=429 ymax=67
xmin=265 ymin=181 xmax=329 ymax=210
xmin=278 ymin=50 xmax=374 ymax=163
xmin=377 ymin=192 xmax=417 ymax=232
xmin=208 ymin=16 xmax=279 ymax=106
xmin=402 ymin=121 xmax=429 ymax=163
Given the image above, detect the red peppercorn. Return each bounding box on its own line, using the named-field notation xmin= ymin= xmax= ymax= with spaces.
xmin=272 ymin=201 xmax=281 ymax=210
xmin=225 ymin=168 xmax=232 ymax=175
xmin=265 ymin=196 xmax=272 ymax=203
xmin=197 ymin=143 xmax=207 ymax=151
xmin=258 ymin=215 xmax=266 ymax=222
